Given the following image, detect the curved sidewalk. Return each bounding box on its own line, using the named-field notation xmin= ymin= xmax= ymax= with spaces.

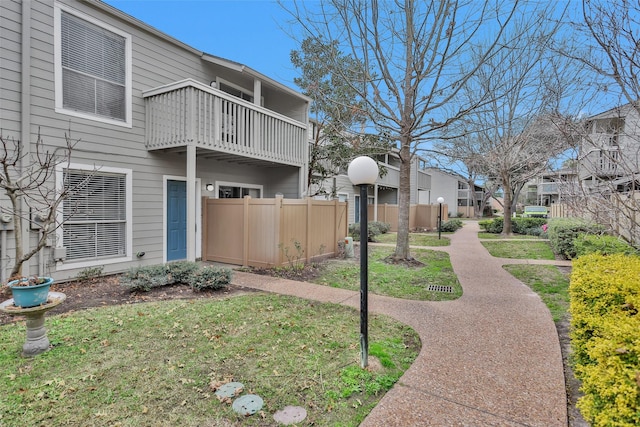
xmin=231 ymin=221 xmax=568 ymax=426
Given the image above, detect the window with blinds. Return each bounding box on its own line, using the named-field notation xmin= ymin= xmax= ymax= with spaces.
xmin=63 ymin=170 xmax=127 ymax=261
xmin=59 ymin=9 xmax=128 ymax=122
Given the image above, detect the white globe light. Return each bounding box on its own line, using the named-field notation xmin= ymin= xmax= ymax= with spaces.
xmin=347 ymin=156 xmax=379 ymax=185
xmin=437 ymin=197 xmax=444 ymax=204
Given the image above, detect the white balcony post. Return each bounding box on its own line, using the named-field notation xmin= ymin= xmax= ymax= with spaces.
xmin=186 ymin=143 xmax=196 ymax=262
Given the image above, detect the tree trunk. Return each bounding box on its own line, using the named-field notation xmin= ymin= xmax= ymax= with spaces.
xmin=502 ymin=180 xmax=513 ymax=236
xmin=394 ymin=141 xmax=412 ymax=259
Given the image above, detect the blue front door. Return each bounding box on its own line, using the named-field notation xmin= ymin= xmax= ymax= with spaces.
xmin=167 ymin=180 xmax=187 ymax=261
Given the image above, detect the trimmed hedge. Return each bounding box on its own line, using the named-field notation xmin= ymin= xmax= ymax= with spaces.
xmin=570 ymin=254 xmax=640 ymax=426
xmin=547 ymin=218 xmax=606 ymax=259
xmin=121 ymin=261 xmax=232 ymax=292
xmin=439 ymin=218 xmax=463 ymax=232
xmin=478 ymin=217 xmax=547 ymax=235
xmin=574 ymin=234 xmax=638 ymax=257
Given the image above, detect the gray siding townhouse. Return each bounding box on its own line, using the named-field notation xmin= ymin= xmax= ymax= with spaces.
xmin=424 ymin=168 xmax=483 ymax=217
xmin=309 ymin=149 xmax=431 ymax=224
xmin=578 ymin=103 xmax=640 ymax=193
xmin=0 ymin=0 xmax=309 ymax=281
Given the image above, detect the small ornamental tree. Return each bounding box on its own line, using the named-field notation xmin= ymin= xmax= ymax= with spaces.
xmin=0 ymin=130 xmax=89 ymax=278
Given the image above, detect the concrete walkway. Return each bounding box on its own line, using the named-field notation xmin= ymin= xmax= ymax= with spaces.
xmin=231 ymin=221 xmax=569 ymax=426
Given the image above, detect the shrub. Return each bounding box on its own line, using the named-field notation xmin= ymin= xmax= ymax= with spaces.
xmin=120 ymin=262 xmax=231 ymax=293
xmin=166 ymin=261 xmax=200 ymax=284
xmin=439 ymin=219 xmax=463 ymax=232
xmin=349 ymin=221 xmax=391 ymax=242
xmin=547 ymin=218 xmax=607 ymax=259
xmin=190 ymin=267 xmax=232 ymax=291
xmin=574 ymin=234 xmax=637 ymax=257
xmin=512 ymin=218 xmax=547 ymax=234
xmin=570 ymin=254 xmax=640 ymax=426
xmin=479 ymin=217 xmax=503 ymax=234
xmin=120 ymin=265 xmax=168 ymax=292
xmin=76 ymin=266 xmax=104 ymax=281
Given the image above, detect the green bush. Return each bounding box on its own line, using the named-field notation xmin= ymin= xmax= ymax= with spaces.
xmin=570 ymin=254 xmax=640 ymax=426
xmin=478 ymin=217 xmax=547 ymax=235
xmin=120 ymin=262 xmax=232 ymax=293
xmin=574 ymin=234 xmax=637 ymax=257
xmin=547 ymin=218 xmax=607 ymax=259
xmin=166 ymin=261 xmax=200 ymax=284
xmin=190 ymin=267 xmax=232 ymax=291
xmin=478 ymin=217 xmax=504 ymax=233
xmin=349 ymin=221 xmax=391 ymax=242
xmin=120 ymin=265 xmax=168 ymax=292
xmin=512 ymin=218 xmax=547 ymax=234
xmin=439 ymin=219 xmax=463 ymax=232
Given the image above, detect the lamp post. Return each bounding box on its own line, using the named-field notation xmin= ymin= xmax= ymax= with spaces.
xmin=437 ymin=197 xmax=444 ymax=240
xmin=347 ymin=156 xmax=379 ymax=369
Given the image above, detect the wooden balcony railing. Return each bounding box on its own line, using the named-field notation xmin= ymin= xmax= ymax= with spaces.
xmin=143 ymin=79 xmax=307 ymax=167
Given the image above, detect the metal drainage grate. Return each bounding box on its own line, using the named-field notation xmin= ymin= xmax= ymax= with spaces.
xmin=427 ymin=285 xmax=453 ymax=293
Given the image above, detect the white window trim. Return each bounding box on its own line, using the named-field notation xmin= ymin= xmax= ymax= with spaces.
xmin=215 ymin=181 xmax=263 ymax=199
xmin=55 ymin=163 xmax=133 ymax=270
xmin=54 ymin=3 xmax=133 ymax=128
xmin=162 ymin=176 xmax=202 ymax=264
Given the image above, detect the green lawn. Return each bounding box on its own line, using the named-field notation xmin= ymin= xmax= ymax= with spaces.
xmin=313 ymin=246 xmax=461 ymax=301
xmin=481 ymin=240 xmax=555 ymax=259
xmin=0 ymin=295 xmax=419 ymax=426
xmin=374 ymin=232 xmax=450 ymax=246
xmin=503 ymin=264 xmax=570 ymax=322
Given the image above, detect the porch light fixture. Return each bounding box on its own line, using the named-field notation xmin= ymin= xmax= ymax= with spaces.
xmin=437 ymin=197 xmax=445 ymax=240
xmin=347 ymin=156 xmax=379 ymax=369
xmin=206 ymin=183 xmax=214 ymax=192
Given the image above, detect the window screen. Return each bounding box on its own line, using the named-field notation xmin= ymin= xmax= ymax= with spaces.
xmin=61 ymin=11 xmax=126 ymax=121
xmin=63 ymin=170 xmax=127 ymax=261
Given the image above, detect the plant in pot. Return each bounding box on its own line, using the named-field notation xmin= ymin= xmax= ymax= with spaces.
xmin=6 ymin=275 xmax=54 ymax=308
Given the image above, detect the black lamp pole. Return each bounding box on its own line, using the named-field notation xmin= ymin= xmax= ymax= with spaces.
xmin=359 ymin=183 xmax=369 ymax=368
xmin=438 ymin=202 xmax=442 ymax=240
xmin=348 ymin=156 xmax=378 ymax=370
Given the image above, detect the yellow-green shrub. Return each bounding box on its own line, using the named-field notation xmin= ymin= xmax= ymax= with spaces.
xmin=570 ymin=253 xmax=640 ymax=426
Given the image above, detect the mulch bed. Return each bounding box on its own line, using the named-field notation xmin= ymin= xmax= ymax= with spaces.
xmin=0 ymin=275 xmax=255 ymax=325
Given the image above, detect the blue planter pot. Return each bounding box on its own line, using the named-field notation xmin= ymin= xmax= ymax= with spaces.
xmin=9 ymin=277 xmax=54 ymax=308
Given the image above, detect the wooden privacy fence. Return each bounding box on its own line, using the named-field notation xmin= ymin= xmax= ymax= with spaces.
xmin=202 ymin=197 xmax=348 ymax=267
xmin=368 ymin=203 xmax=449 ymax=232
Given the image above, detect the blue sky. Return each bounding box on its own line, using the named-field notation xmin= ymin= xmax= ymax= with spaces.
xmin=103 ymin=0 xmax=308 ymax=90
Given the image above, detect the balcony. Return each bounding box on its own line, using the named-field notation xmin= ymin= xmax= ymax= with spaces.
xmin=143 ymin=79 xmax=308 ymax=167
xmin=539 ymin=183 xmax=559 ymax=194
xmin=377 ymin=166 xmax=400 ymax=187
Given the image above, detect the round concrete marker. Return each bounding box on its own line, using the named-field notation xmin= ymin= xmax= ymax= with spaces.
xmin=214 ymin=382 xmax=244 ymax=399
xmin=232 ymin=394 xmax=263 ymax=416
xmin=273 ymin=406 xmax=307 ymax=425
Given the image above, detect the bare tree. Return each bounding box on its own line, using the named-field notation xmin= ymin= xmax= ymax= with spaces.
xmin=438 ymin=4 xmax=577 ymax=234
xmin=283 ymin=0 xmax=519 ymax=260
xmin=556 ymin=0 xmax=640 ymax=244
xmin=0 ymin=131 xmax=87 ymax=278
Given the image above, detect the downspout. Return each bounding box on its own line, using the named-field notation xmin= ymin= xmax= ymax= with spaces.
xmin=20 ymin=0 xmax=33 ymax=276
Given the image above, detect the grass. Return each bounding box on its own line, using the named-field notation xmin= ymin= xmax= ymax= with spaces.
xmin=374 ymin=232 xmax=450 ymax=246
xmin=481 ymin=240 xmax=555 ymax=260
xmin=313 ymin=246 xmax=461 ymax=301
xmin=0 ymin=295 xmax=419 ymax=426
xmin=503 ymin=265 xmax=570 ymax=322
